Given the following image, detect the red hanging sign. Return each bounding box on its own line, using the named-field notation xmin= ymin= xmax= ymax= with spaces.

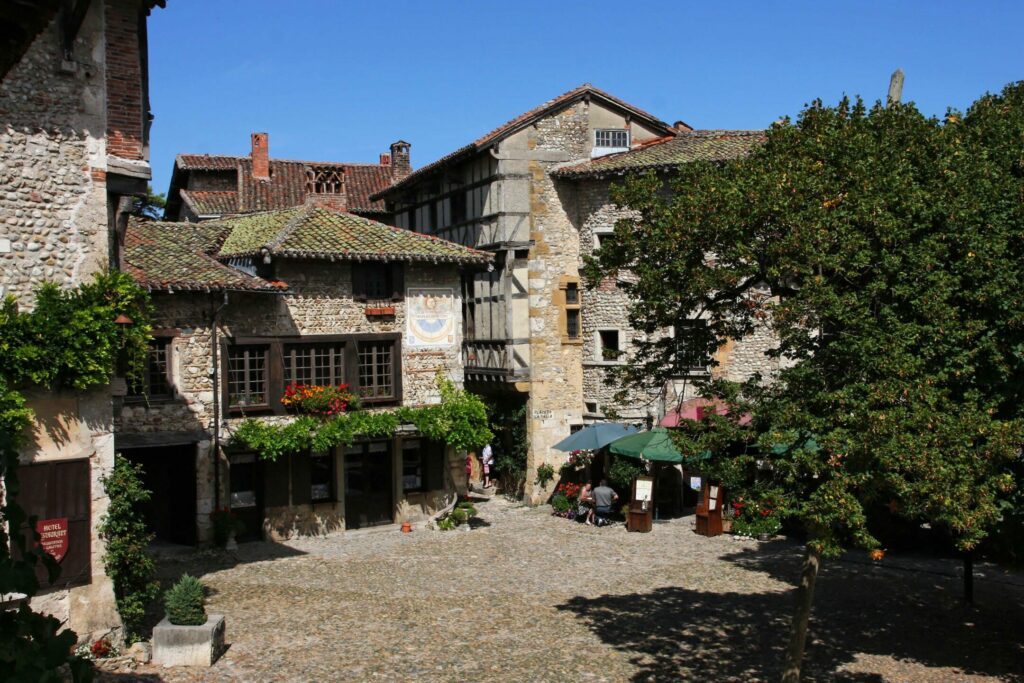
xmin=36 ymin=518 xmax=69 ymax=563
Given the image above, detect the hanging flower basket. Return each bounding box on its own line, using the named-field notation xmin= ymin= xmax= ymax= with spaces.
xmin=566 ymin=449 xmax=594 ymax=471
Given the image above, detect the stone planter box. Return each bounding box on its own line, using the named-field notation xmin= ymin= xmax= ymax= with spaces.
xmin=153 ymin=614 xmax=225 ymax=667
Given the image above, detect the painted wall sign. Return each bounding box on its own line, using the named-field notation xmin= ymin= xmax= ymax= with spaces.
xmin=36 ymin=517 xmax=69 ymax=563
xmin=532 ymin=409 xmax=553 ymax=419
xmin=407 ymin=288 xmax=455 ymax=347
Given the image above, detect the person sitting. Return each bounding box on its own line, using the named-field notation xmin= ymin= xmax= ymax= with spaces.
xmin=577 ymin=482 xmax=595 ymax=525
xmin=591 ymin=479 xmax=619 ymax=526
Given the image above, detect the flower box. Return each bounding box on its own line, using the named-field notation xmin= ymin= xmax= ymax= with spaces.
xmin=364 ymin=306 xmax=396 ymax=317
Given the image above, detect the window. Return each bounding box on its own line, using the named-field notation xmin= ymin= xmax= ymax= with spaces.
xmin=129 ymin=338 xmax=172 ymax=398
xmin=352 ymin=263 xmax=403 ymax=302
xmin=594 ymin=232 xmax=614 ymax=250
xmin=283 ymin=343 xmax=344 ymax=386
xmin=560 ymin=276 xmax=582 ymax=343
xmin=306 ymin=166 xmax=344 ymax=194
xmin=674 ymin=319 xmax=711 ymax=374
xmin=310 ymin=451 xmax=334 ymax=502
xmin=227 ymin=345 xmax=269 ymax=408
xmin=402 ymin=439 xmax=424 ymax=492
xmin=599 ymin=329 xmax=621 ymax=361
xmin=225 ymin=335 xmax=401 ymax=412
xmin=585 ymin=401 xmax=599 ymax=414
xmin=570 ymin=424 xmax=584 ymax=434
xmin=450 ymin=190 xmax=467 ymax=225
xmin=358 ymin=341 xmax=395 ymax=400
xmin=595 ymin=129 xmax=630 ymax=149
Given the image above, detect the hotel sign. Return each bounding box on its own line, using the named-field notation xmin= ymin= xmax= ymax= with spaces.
xmin=36 ymin=518 xmax=69 ymax=563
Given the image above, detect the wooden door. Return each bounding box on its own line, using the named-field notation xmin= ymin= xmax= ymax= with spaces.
xmin=11 ymin=458 xmax=91 ymax=588
xmin=344 ymin=441 xmax=393 ymax=529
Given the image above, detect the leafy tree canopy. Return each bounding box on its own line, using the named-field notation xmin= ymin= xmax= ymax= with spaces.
xmin=587 ymin=82 xmax=1024 ymax=557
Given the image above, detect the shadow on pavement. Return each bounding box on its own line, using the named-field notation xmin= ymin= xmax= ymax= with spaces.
xmin=557 ymin=539 xmax=1024 ymax=682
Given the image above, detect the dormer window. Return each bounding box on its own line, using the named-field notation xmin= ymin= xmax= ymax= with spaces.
xmin=595 ymin=129 xmax=630 ymax=149
xmin=593 ymin=129 xmax=631 ymax=158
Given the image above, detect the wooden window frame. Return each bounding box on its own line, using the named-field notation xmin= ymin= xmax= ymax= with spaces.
xmin=226 ymin=344 xmax=271 ymax=411
xmin=558 ymin=275 xmax=583 ymax=345
xmin=352 ymin=262 xmax=404 ymax=303
xmin=223 ymin=333 xmax=402 ymax=415
xmin=674 ymin=319 xmax=712 ymax=376
xmin=357 ymin=339 xmax=398 ymax=404
xmin=282 ymin=342 xmax=346 ymax=387
xmin=126 ymin=336 xmax=175 ymax=402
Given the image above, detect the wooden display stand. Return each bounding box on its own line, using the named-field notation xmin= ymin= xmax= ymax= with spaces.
xmin=627 ymin=475 xmax=654 ymax=533
xmin=695 ymin=481 xmax=723 ymax=537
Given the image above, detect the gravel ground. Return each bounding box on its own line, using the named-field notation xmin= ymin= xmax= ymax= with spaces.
xmin=100 ymin=497 xmax=1024 ymax=682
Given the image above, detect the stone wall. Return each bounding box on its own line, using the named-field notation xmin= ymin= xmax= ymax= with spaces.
xmin=519 ymin=101 xmax=591 ymax=501
xmin=117 ymin=258 xmax=466 ymax=540
xmin=0 ymin=8 xmax=109 ymax=306
xmin=0 ymin=3 xmax=129 ymax=646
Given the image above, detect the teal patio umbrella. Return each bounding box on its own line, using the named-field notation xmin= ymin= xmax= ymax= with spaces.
xmin=552 ymin=422 xmax=639 ymax=452
xmin=609 ymin=427 xmax=686 ymax=463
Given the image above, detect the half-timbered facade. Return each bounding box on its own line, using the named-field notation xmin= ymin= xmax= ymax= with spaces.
xmin=374 ymin=85 xmax=771 ymax=500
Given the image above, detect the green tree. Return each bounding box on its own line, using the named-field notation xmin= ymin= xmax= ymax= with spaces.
xmin=1 ymin=271 xmax=152 ymax=680
xmin=130 ymin=185 xmax=166 ymax=220
xmin=587 ymin=82 xmax=1024 ymax=680
xmin=100 ymin=456 xmax=159 ymax=642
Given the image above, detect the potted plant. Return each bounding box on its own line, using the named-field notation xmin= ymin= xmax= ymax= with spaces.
xmin=209 ymin=507 xmax=244 ymax=548
xmin=153 ymin=575 xmax=225 ymax=667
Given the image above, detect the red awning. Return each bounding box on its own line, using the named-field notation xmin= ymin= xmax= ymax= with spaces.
xmin=660 ymin=397 xmax=752 ymax=428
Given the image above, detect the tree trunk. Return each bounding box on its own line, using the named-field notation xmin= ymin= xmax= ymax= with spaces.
xmin=963 ymin=552 xmax=974 ymax=605
xmin=781 ymin=544 xmax=822 ymax=683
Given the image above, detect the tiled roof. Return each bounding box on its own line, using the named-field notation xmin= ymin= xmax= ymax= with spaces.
xmin=552 ymin=130 xmax=765 ymax=179
xmin=122 ymin=219 xmax=285 ymax=293
xmin=372 ymin=84 xmax=676 ymax=199
xmin=170 ymin=157 xmax=390 ymax=215
xmin=344 ymin=164 xmax=391 ymax=213
xmin=175 ymin=154 xmax=241 ymax=171
xmin=179 ymin=190 xmax=238 ymax=216
xmin=215 ymin=206 xmax=493 ymax=264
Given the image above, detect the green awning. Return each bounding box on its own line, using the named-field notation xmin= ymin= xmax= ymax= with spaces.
xmin=609 ymin=428 xmax=685 ymax=463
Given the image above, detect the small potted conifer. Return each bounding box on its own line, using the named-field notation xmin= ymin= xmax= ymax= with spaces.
xmin=152 ymin=575 xmax=225 ymax=667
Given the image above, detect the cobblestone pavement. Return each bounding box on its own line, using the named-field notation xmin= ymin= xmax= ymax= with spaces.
xmin=103 ymin=497 xmax=1024 ymax=682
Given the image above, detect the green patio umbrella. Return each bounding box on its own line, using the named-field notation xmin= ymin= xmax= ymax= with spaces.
xmin=609 ymin=427 xmax=686 ymax=463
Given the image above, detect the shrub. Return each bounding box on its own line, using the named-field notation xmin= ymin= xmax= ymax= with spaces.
xmin=608 ymin=455 xmax=646 ymax=490
xmin=551 ymin=493 xmax=572 ymax=514
xmin=164 ymin=575 xmax=207 ymax=626
xmin=535 ymin=463 xmax=556 ymax=488
xmin=100 ymin=456 xmax=159 ymax=642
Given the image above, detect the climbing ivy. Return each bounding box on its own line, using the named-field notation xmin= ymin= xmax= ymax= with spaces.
xmin=0 ymin=271 xmax=152 ymax=681
xmin=231 ymin=376 xmax=493 ymax=460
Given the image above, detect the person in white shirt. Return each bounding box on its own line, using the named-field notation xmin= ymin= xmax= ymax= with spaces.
xmin=481 ymin=444 xmax=494 ymax=488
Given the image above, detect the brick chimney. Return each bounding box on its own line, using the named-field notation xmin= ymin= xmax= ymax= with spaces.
xmin=251 ymin=132 xmax=270 ymax=179
xmin=389 ymin=140 xmax=411 ymax=182
xmin=379 ymin=153 xmax=391 ymax=167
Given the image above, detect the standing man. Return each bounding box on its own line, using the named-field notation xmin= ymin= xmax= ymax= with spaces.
xmin=481 ymin=443 xmax=495 ymax=489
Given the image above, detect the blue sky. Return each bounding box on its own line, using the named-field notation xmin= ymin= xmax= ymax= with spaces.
xmin=148 ymin=1 xmax=1024 ymax=196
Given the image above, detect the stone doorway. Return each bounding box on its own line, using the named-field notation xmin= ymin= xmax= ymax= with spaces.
xmin=122 ymin=444 xmax=198 ymax=546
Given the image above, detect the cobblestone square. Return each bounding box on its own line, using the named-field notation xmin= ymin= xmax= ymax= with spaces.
xmin=107 ymin=497 xmax=1024 ymax=682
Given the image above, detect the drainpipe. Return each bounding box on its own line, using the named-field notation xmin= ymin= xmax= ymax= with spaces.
xmin=211 ymin=291 xmax=229 ymax=511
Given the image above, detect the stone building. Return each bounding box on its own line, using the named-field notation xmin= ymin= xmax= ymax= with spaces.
xmin=373 ymin=85 xmax=769 ymax=500
xmin=0 ymin=0 xmax=164 ymax=644
xmin=119 ymin=205 xmax=491 ymax=543
xmin=163 ymin=131 xmax=409 ymax=222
